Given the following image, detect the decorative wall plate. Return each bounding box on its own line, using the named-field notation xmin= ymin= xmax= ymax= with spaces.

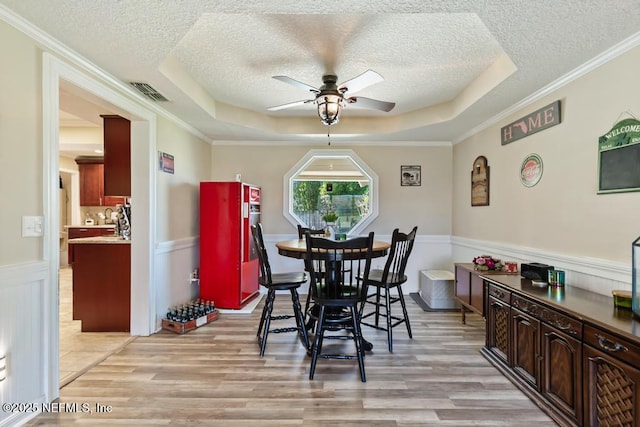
xmin=520 ymin=153 xmax=543 ymax=187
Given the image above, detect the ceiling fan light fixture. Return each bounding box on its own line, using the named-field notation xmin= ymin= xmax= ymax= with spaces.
xmin=317 ymin=94 xmax=343 ymax=126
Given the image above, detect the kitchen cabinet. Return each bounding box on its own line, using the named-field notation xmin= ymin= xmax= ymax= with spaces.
xmin=67 ymin=226 xmax=116 ymax=264
xmin=75 ymin=157 xmax=126 ymax=206
xmin=481 ymin=275 xmax=639 ymax=426
xmin=102 ymin=115 xmax=130 ymax=197
xmin=69 ymin=239 xmax=130 ymax=332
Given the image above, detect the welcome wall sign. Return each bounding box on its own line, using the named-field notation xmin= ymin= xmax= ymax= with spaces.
xmin=598 ymin=117 xmax=640 ymax=194
xmin=501 ymin=100 xmax=562 ymax=145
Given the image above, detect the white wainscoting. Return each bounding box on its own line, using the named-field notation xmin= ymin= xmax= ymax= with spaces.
xmin=0 ymin=261 xmax=49 ymax=427
xmin=150 ymin=234 xmax=630 ymax=332
xmin=154 ymin=237 xmax=200 ymax=332
xmin=452 ymin=236 xmax=632 ymax=297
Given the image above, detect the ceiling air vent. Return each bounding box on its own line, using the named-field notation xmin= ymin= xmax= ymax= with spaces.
xmin=129 ymin=82 xmax=169 ymax=102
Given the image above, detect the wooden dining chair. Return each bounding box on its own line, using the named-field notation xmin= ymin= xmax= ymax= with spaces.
xmin=297 ymin=224 xmax=326 ymax=331
xmin=359 ymin=226 xmax=417 ymax=352
xmin=251 ymin=223 xmax=310 ymax=357
xmin=297 ymin=224 xmax=325 ymax=239
xmin=305 ymin=232 xmax=374 ymax=382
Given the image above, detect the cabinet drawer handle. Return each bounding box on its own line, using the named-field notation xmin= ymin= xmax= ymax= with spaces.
xmin=490 ymin=288 xmax=505 ymax=299
xmin=554 ymin=321 xmax=571 ymax=331
xmin=596 ymin=334 xmax=628 ymax=353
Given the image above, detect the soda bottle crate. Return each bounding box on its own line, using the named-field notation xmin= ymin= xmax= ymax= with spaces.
xmin=162 ymin=310 xmax=219 ymax=334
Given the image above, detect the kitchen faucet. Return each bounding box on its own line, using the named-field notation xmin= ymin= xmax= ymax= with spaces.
xmin=104 ymin=207 xmax=113 ymax=223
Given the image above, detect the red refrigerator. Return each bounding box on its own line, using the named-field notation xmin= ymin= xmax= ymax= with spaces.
xmin=199 ymin=181 xmax=261 ymax=309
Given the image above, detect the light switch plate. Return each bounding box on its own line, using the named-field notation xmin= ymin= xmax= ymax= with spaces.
xmin=22 ymin=216 xmax=44 ymax=237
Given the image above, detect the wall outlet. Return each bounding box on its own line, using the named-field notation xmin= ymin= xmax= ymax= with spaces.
xmin=189 ymin=268 xmax=199 ymax=284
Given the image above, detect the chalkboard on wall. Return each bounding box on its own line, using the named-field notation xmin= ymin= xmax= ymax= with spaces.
xmin=598 ymin=118 xmax=640 ymax=194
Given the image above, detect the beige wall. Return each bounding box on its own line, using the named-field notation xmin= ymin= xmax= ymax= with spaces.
xmin=59 ymin=126 xmax=102 ymax=152
xmin=0 ymin=19 xmax=43 ymax=265
xmin=453 ymin=44 xmax=640 ymax=264
xmin=59 ymin=155 xmax=79 ymax=171
xmin=0 ymin=16 xmax=205 ymax=421
xmin=155 ymin=116 xmax=212 ymax=241
xmin=210 ymin=144 xmax=452 ymax=236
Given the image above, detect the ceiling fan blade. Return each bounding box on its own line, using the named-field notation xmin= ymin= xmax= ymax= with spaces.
xmin=338 ymin=69 xmax=384 ymax=95
xmin=267 ymin=99 xmax=314 ymax=111
xmin=272 ymin=76 xmax=319 ymax=94
xmin=347 ymin=96 xmax=395 ymax=112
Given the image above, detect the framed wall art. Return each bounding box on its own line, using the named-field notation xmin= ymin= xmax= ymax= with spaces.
xmin=401 ymin=165 xmax=421 ymax=186
xmin=471 ymin=156 xmax=489 ymax=206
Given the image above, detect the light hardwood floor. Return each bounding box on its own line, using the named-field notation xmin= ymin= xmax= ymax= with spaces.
xmin=58 ymin=266 xmax=134 ymax=387
xmin=32 ymin=290 xmax=556 ymax=426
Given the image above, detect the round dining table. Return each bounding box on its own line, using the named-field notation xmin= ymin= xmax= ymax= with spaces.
xmin=276 ymin=238 xmax=390 ymax=259
xmin=276 ymin=237 xmax=390 ymax=353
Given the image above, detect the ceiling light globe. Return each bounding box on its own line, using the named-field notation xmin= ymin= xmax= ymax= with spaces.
xmin=317 ymin=95 xmax=343 ymax=126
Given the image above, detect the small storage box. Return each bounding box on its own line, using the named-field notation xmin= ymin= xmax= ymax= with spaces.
xmin=419 ymin=270 xmax=459 ymax=309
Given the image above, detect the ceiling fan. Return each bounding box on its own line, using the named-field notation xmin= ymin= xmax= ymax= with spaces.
xmin=267 ymin=69 xmax=396 ymax=126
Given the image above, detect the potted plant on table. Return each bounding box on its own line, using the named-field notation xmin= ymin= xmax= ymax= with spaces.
xmin=322 ymin=212 xmax=339 ymax=239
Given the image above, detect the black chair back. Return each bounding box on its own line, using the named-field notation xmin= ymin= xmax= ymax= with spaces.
xmin=304 ymin=232 xmax=375 ymax=381
xmin=251 ymin=223 xmax=272 ymax=285
xmin=380 ymin=226 xmax=417 ymax=284
xmin=305 ymin=232 xmax=374 ymax=303
xmin=297 ymin=224 xmax=325 ymax=239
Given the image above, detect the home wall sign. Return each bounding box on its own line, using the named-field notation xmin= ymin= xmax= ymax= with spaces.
xmin=501 ymin=100 xmax=561 ymax=145
xmin=520 ymin=153 xmax=543 ymax=187
xmin=598 ymin=118 xmax=640 ymax=194
xmin=471 ymin=156 xmax=490 ymax=206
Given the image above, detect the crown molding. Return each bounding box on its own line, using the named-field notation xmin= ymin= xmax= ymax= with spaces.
xmin=454 ymin=31 xmax=640 ymax=144
xmin=211 ymin=139 xmax=452 ymax=147
xmin=0 ymin=4 xmax=210 ymax=143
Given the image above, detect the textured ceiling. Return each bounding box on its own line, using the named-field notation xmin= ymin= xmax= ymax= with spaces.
xmin=2 ymin=0 xmax=640 ymax=146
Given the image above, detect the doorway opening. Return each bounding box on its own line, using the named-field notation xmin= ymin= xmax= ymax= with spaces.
xmin=44 ymin=52 xmax=156 ymax=398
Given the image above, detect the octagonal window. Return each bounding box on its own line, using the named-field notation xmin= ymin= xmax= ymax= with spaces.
xmin=283 ymin=149 xmax=378 ymax=236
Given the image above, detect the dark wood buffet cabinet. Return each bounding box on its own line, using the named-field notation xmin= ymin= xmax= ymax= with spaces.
xmin=481 ymin=274 xmax=640 ymax=427
xmin=454 ymin=263 xmax=518 ymax=324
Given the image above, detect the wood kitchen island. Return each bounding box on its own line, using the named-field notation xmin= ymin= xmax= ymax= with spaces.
xmin=68 ymin=236 xmax=131 ymax=332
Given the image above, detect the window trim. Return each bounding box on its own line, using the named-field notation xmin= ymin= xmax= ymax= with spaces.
xmin=283 ymin=149 xmax=378 ymax=236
